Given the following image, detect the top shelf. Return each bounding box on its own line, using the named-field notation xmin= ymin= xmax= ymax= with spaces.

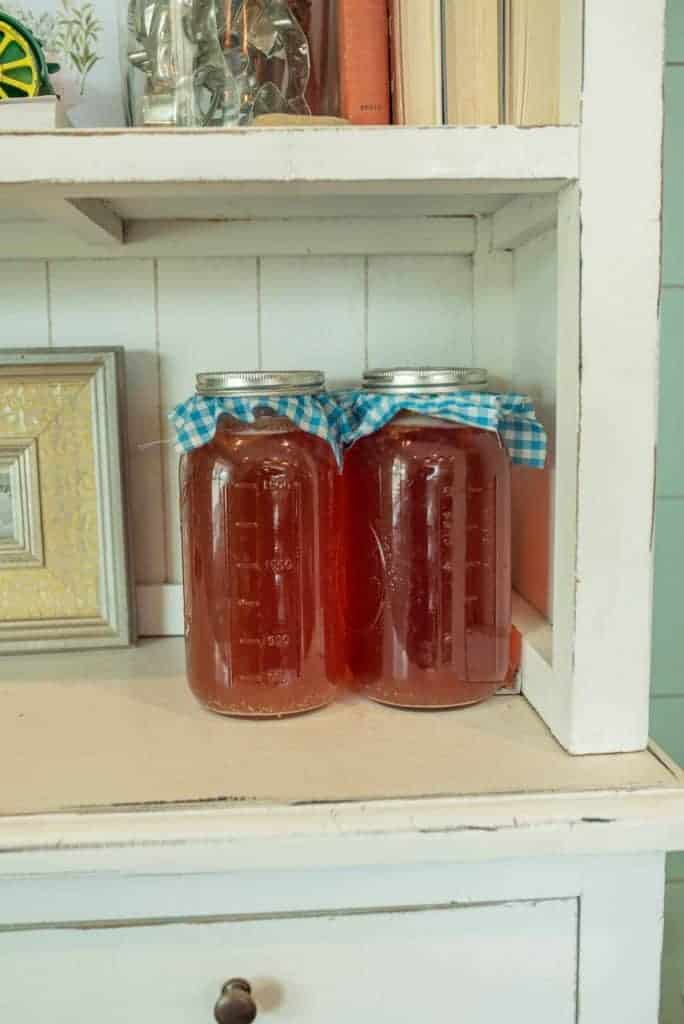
xmin=0 ymin=126 xmax=578 ymax=191
xmin=0 ymin=126 xmax=579 ymax=249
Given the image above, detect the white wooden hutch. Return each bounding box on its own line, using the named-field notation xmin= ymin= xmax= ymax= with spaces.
xmin=0 ymin=1 xmax=682 ymax=1020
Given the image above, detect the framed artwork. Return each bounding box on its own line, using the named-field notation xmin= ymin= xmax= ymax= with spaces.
xmin=0 ymin=348 xmax=134 ymax=653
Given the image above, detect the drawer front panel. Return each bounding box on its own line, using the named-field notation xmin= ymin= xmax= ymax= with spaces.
xmin=0 ymin=898 xmax=577 ymax=1023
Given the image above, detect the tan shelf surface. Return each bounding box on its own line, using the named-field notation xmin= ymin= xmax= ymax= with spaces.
xmin=0 ymin=639 xmax=677 ymax=818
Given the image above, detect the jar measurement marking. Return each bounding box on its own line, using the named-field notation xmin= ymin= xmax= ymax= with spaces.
xmin=230 ymin=475 xmax=304 ymax=679
xmin=264 ymin=558 xmax=295 ymax=572
xmin=239 ymin=634 xmax=291 ymax=649
xmin=233 ymin=559 xmax=297 ymax=572
xmin=262 ymin=477 xmax=292 ymax=491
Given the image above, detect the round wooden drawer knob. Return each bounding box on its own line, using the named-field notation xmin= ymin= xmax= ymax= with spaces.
xmin=214 ymin=979 xmax=258 ymax=1024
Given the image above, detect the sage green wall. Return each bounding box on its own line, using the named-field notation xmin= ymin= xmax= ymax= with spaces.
xmin=653 ymin=3 xmax=684 ymax=1020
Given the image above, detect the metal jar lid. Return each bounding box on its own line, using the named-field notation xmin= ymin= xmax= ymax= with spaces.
xmin=362 ymin=367 xmax=488 ymax=394
xmin=195 ymin=370 xmax=325 ymax=397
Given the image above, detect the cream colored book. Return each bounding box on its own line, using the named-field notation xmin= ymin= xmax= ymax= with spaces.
xmin=390 ymin=0 xmax=443 ymax=125
xmin=443 ymin=0 xmax=501 ymax=125
xmin=504 ymin=0 xmax=560 ymax=125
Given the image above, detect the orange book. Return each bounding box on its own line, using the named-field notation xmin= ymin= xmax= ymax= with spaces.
xmin=338 ymin=0 xmax=391 ymax=125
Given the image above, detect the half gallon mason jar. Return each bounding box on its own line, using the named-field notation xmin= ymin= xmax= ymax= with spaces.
xmin=344 ymin=368 xmax=512 ymax=709
xmin=180 ymin=371 xmax=343 ymax=717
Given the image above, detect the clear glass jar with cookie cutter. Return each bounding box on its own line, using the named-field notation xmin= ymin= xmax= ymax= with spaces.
xmin=123 ymin=0 xmax=312 ymax=126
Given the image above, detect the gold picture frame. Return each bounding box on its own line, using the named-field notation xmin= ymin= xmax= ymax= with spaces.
xmin=0 ymin=348 xmax=135 ymax=653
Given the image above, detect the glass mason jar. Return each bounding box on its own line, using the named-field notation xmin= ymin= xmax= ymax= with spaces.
xmin=180 ymin=371 xmax=343 ymax=717
xmin=289 ymin=0 xmax=339 ymax=116
xmin=344 ymin=368 xmax=512 ymax=709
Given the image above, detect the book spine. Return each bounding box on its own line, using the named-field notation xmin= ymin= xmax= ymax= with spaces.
xmin=389 ymin=0 xmax=404 ymax=124
xmin=505 ymin=0 xmax=560 ymax=125
xmin=390 ymin=0 xmax=443 ymax=125
xmin=433 ymin=0 xmax=444 ymax=125
xmin=338 ymin=0 xmax=391 ymax=125
xmin=443 ymin=0 xmax=500 ymax=125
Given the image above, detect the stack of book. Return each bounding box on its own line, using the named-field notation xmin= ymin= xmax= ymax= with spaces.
xmin=337 ymin=0 xmax=560 ymax=127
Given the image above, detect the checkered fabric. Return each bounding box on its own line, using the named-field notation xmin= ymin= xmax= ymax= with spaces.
xmin=332 ymin=391 xmax=547 ymax=468
xmin=169 ymin=394 xmax=344 ymax=464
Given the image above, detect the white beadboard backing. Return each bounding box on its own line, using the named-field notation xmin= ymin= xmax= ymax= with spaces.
xmin=510 ymin=230 xmax=558 ymax=621
xmin=157 ymin=258 xmax=260 ymax=583
xmin=260 ymin=257 xmax=365 ymax=387
xmin=136 ymin=584 xmax=184 ymax=638
xmin=512 ymin=231 xmax=558 ymax=443
xmin=367 ymin=255 xmax=473 ymax=367
xmin=157 ymin=257 xmax=260 ymax=408
xmin=473 ymin=218 xmax=514 ymax=391
xmin=0 ymin=261 xmax=50 ymax=346
xmin=48 ymin=260 xmax=164 ymax=586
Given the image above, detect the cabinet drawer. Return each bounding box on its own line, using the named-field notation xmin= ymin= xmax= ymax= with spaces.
xmin=0 ymin=898 xmax=577 ymax=1023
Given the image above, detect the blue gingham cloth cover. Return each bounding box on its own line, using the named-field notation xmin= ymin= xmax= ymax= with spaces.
xmin=170 ymin=391 xmax=547 ymax=469
xmin=331 ymin=390 xmax=547 ymax=468
xmin=170 ymin=394 xmax=345 ymax=463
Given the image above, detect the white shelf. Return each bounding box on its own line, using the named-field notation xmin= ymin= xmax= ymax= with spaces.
xmin=0 ymin=125 xmax=578 ymax=190
xmin=0 ymin=126 xmax=578 ymax=246
xmin=0 ymin=638 xmax=676 ymax=819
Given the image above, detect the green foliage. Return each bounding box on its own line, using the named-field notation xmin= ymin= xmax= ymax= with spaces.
xmin=53 ymin=0 xmax=101 ymax=94
xmin=2 ymin=0 xmax=102 ymax=95
xmin=1 ymin=4 xmax=60 ymax=49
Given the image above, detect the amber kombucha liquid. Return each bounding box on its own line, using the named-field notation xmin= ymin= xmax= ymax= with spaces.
xmin=180 ymin=414 xmax=344 ymax=717
xmin=344 ymin=415 xmax=511 ymax=708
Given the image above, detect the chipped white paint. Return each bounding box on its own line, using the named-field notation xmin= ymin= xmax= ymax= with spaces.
xmin=555 ymin=0 xmax=665 ymax=754
xmin=0 ymin=126 xmax=579 ymax=189
xmin=0 ymin=820 xmax=668 ymax=1024
xmin=0 ymin=897 xmax=579 ymax=1023
xmin=0 ymin=0 xmax=665 ymax=757
xmin=0 ymin=5 xmax=674 ymax=1018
